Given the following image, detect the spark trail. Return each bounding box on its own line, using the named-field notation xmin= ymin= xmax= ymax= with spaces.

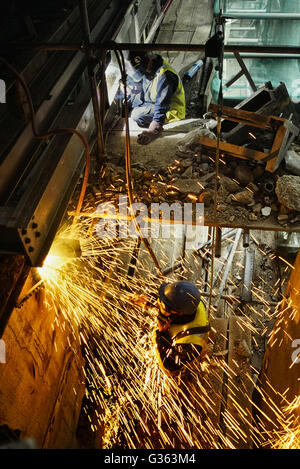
xmin=37 ymin=218 xmax=299 ymax=449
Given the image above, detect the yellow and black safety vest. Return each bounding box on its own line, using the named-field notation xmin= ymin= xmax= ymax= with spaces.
xmin=154 ymin=301 xmax=210 ymax=375
xmin=148 ymin=60 xmax=186 ymax=123
xmin=169 ymin=300 xmax=209 ymax=350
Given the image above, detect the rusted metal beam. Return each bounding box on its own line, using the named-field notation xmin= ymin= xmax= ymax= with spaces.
xmin=209 ymin=103 xmax=285 ymax=131
xmin=2 ymin=43 xmax=300 ymax=55
xmin=203 ymin=105 xmax=299 ymax=171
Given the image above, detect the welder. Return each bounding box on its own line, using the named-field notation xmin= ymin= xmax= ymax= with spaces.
xmin=127 ymin=281 xmax=210 ymax=375
xmin=153 ymin=281 xmax=210 ymax=376
xmin=124 ymin=50 xmax=186 ymax=145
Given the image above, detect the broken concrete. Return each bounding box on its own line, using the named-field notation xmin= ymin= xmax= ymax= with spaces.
xmin=234 ymin=165 xmax=254 ymax=186
xmin=285 ymin=149 xmax=300 ymax=176
xmin=219 ymin=176 xmax=240 ymax=194
xmin=177 ymin=126 xmax=216 ymax=153
xmin=170 ymin=178 xmax=205 ymax=195
xmin=276 ymin=175 xmax=300 ymax=212
xmin=231 ymin=190 xmax=254 ymax=206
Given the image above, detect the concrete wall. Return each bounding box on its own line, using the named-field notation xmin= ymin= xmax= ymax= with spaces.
xmin=258 ymin=249 xmax=300 ymax=447
xmin=0 ymin=272 xmax=85 ymax=449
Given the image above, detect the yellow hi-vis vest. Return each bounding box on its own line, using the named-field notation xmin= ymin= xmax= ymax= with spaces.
xmin=149 ymin=61 xmax=186 ymax=123
xmin=153 ymin=300 xmax=209 ymax=375
xmin=169 ymin=300 xmax=209 ymax=350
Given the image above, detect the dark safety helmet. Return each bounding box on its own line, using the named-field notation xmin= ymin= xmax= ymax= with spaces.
xmin=126 ymin=50 xmax=150 ymax=74
xmin=159 ymin=281 xmax=201 ymax=316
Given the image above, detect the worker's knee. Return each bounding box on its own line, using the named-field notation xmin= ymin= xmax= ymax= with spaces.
xmin=131 ymin=104 xmax=155 ymax=128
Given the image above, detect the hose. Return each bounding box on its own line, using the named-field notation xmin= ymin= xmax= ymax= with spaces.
xmin=207 ymin=9 xmax=225 ymax=317
xmin=0 ymin=57 xmax=91 ymax=227
xmin=113 ymin=48 xmax=163 ymax=278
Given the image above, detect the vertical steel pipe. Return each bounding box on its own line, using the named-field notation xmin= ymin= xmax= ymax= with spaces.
xmin=78 ymin=0 xmax=105 ymax=162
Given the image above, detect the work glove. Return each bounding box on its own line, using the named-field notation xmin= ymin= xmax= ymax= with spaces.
xmin=137 ymin=120 xmax=163 ymax=145
xmin=156 ymin=313 xmax=172 ymax=332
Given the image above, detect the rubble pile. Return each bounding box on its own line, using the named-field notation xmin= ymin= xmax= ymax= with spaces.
xmin=92 ymin=139 xmax=300 ymax=229
xmin=93 ymin=146 xmax=300 ymax=226
xmin=92 ymin=82 xmax=300 ymax=229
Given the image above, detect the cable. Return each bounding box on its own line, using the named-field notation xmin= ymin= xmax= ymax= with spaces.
xmin=206 ymin=7 xmax=225 ymax=318
xmin=0 ymin=57 xmax=91 ymax=227
xmin=114 ymin=48 xmax=163 ymax=278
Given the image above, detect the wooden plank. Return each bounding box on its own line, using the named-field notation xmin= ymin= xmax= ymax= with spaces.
xmin=198 ymin=136 xmax=268 ymax=162
xmin=224 ymin=316 xmax=253 ymax=449
xmin=266 ymin=124 xmax=287 ymax=172
xmin=209 ymin=103 xmax=285 ymax=130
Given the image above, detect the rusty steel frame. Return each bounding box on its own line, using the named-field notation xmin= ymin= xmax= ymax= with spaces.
xmin=2 ymin=42 xmax=300 ymax=56
xmin=203 ymin=104 xmax=300 ymax=172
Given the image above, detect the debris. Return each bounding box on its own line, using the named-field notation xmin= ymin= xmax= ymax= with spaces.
xmin=217 ymin=203 xmax=227 ymax=212
xmin=271 ymin=203 xmax=279 ymax=212
xmin=232 ymin=190 xmax=254 ymax=205
xmin=217 ymin=82 xmax=299 ymax=145
xmin=199 ymin=189 xmax=214 ymax=205
xmin=276 ymin=175 xmax=300 ymax=211
xmin=249 ymin=212 xmax=257 ymax=221
xmin=213 ymin=350 xmax=229 ymax=357
xmin=181 ymin=166 xmax=193 ymax=178
xmin=285 ymin=149 xmax=300 ymax=176
xmin=181 ymin=158 xmax=194 ymax=168
xmin=263 ymin=178 xmax=275 ymax=194
xmin=149 ymin=182 xmax=167 ymax=196
xmin=219 ymin=176 xmax=240 ymax=194
xmin=199 ymin=171 xmax=215 ymax=183
xmin=277 ymin=214 xmax=289 ymax=222
xmin=177 ymin=127 xmax=216 ymax=153
xmin=234 ymin=165 xmax=254 ymax=186
xmin=261 ymin=206 xmax=272 ymax=217
xmin=199 ymin=163 xmax=209 ymax=172
xmin=170 ymin=178 xmax=204 ymax=195
xmin=252 ymin=203 xmax=262 ymax=215
xmin=235 ymin=339 xmax=251 ymax=358
xmin=252 ymin=165 xmax=265 ymax=179
xmin=246 ymin=182 xmax=259 ymax=194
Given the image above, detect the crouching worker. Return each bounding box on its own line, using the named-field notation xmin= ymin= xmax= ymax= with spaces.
xmin=153 ymin=281 xmax=210 ymax=377
xmin=125 ymin=50 xmax=186 ymax=145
